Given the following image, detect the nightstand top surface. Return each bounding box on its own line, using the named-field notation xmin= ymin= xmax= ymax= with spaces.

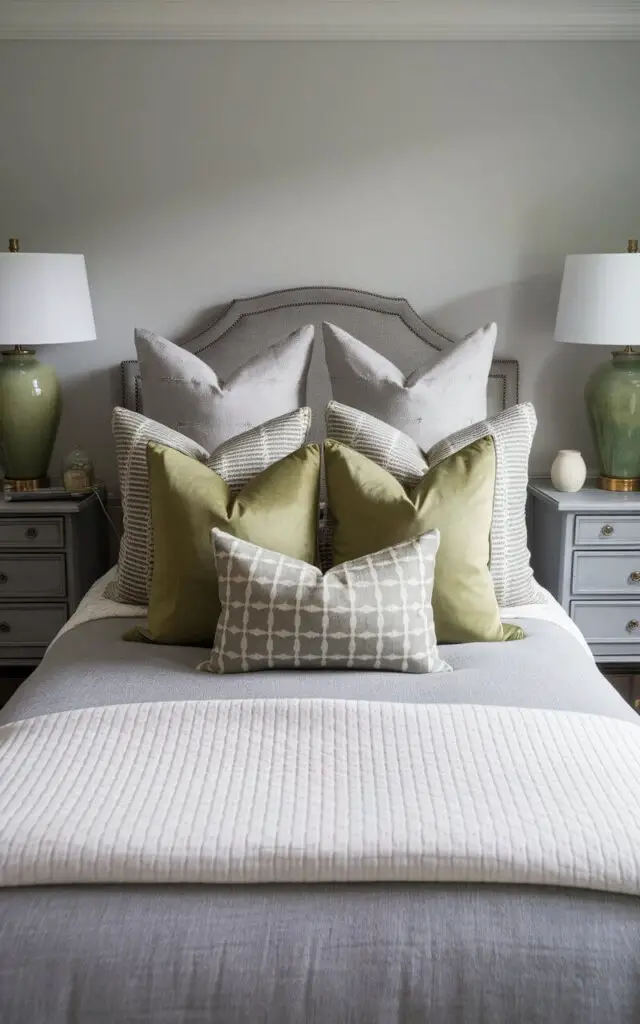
xmin=529 ymin=477 xmax=640 ymax=512
xmin=0 ymin=492 xmax=98 ymax=515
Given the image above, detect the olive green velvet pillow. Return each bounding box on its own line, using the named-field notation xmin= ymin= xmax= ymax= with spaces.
xmin=128 ymin=441 xmax=321 ymax=646
xmin=324 ymin=437 xmax=523 ymax=644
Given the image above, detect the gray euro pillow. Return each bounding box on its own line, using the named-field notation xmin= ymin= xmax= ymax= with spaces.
xmin=322 ymin=321 xmax=496 ymax=452
xmin=135 ymin=325 xmax=314 ymax=451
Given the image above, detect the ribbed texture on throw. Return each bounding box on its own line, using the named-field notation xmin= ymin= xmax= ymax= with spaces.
xmin=1 ymin=699 xmax=640 ymax=892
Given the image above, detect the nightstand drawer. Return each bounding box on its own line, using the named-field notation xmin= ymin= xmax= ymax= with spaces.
xmin=574 ymin=515 xmax=640 ymax=546
xmin=572 ymin=551 xmax=640 ymax=595
xmin=0 ymin=517 xmax=64 ymax=549
xmin=0 ymin=604 xmax=67 ymax=646
xmin=571 ymin=600 xmax=640 ymax=643
xmin=0 ymin=554 xmax=66 ymax=598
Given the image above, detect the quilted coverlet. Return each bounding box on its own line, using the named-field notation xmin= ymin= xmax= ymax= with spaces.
xmin=1 ymin=698 xmax=639 ymax=892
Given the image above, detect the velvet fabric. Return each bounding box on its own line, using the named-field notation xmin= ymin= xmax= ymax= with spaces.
xmin=325 ymin=438 xmax=523 ymax=644
xmin=129 ymin=442 xmax=320 ymax=645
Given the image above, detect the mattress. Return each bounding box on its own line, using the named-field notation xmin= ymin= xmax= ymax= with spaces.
xmin=1 ymin=577 xmax=639 ymax=1024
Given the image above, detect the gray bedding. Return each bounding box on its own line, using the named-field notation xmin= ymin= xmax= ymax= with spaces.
xmin=1 ymin=615 xmax=639 ymax=1024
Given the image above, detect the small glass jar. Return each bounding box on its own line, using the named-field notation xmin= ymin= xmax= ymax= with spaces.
xmin=62 ymin=447 xmax=95 ymax=493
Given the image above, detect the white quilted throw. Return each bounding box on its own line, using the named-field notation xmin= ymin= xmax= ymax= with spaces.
xmin=1 ymin=699 xmax=640 ymax=893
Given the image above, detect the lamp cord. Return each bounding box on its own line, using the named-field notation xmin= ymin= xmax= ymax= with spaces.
xmin=92 ymin=485 xmax=121 ymax=541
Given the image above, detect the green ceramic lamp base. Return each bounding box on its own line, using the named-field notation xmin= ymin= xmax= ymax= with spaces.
xmin=0 ymin=348 xmax=61 ymax=486
xmin=585 ymin=349 xmax=640 ymax=491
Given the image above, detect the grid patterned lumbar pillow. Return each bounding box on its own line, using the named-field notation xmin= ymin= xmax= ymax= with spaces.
xmin=110 ymin=405 xmax=312 ymax=605
xmin=326 ymin=400 xmax=540 ymax=607
xmin=323 ymin=321 xmax=496 ymax=452
xmin=202 ymin=529 xmax=451 ymax=674
xmin=135 ymin=326 xmax=314 ymax=451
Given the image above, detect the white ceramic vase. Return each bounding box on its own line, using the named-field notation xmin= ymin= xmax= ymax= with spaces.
xmin=550 ymin=449 xmax=587 ymax=492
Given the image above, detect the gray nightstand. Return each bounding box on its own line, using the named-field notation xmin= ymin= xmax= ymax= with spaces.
xmin=528 ymin=479 xmax=640 ymax=710
xmin=0 ymin=492 xmax=110 ymax=668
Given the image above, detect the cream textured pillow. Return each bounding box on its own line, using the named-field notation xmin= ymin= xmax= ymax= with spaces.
xmin=135 ymin=325 xmax=314 ymax=450
xmin=110 ymin=406 xmax=312 ymax=605
xmin=201 ymin=529 xmax=450 ymax=674
xmin=326 ymin=399 xmax=541 ymax=607
xmin=322 ymin=322 xmax=496 ymax=452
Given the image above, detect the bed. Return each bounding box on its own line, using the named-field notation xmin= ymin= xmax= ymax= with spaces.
xmin=1 ymin=287 xmax=639 ymax=1024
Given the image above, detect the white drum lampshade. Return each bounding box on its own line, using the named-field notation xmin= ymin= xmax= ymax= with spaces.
xmin=554 ymin=248 xmax=640 ymax=491
xmin=0 ymin=245 xmax=96 ymax=490
xmin=555 ymin=254 xmax=640 ymax=348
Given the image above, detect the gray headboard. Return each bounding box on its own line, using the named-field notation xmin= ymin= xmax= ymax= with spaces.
xmin=120 ymin=286 xmax=518 ymax=430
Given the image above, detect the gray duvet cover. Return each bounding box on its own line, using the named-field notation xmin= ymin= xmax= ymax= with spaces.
xmin=1 ymin=615 xmax=639 ymax=1024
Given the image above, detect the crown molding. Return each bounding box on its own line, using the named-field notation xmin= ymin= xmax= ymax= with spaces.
xmin=2 ymin=1 xmax=640 ymax=42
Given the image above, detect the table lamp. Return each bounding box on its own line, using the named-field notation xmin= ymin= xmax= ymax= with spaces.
xmin=555 ymin=241 xmax=640 ymax=491
xmin=0 ymin=239 xmax=96 ymax=490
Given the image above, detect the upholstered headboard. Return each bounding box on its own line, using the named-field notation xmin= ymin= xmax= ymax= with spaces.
xmin=120 ymin=286 xmax=518 ymax=429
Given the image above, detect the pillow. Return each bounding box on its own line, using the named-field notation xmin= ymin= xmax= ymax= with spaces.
xmin=427 ymin=404 xmax=541 ymax=608
xmin=326 ymin=400 xmax=426 ymax=489
xmin=326 ymin=400 xmax=540 ymax=607
xmin=324 ymin=437 xmax=524 ymax=644
xmin=129 ymin=442 xmax=320 ymax=646
xmin=201 ymin=529 xmax=450 ymax=674
xmin=135 ymin=326 xmax=314 ymax=450
xmin=110 ymin=405 xmax=312 ymax=605
xmin=322 ymin=321 xmax=496 ymax=451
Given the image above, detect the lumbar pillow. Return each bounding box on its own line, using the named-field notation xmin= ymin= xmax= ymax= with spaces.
xmin=324 ymin=438 xmax=524 ymax=644
xmin=110 ymin=405 xmax=312 ymax=606
xmin=322 ymin=321 xmax=496 ymax=452
xmin=201 ymin=529 xmax=451 ymax=674
xmin=326 ymin=400 xmax=540 ymax=607
xmin=129 ymin=442 xmax=320 ymax=646
xmin=135 ymin=326 xmax=314 ymax=450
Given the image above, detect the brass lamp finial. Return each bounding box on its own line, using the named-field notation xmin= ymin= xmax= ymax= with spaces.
xmin=628 ymin=239 xmax=638 ymax=253
xmin=8 ymin=238 xmax=19 ymax=253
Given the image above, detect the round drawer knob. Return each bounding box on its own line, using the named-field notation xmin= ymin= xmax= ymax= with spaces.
xmin=0 ymin=573 xmax=8 ymax=585
xmin=629 ymin=571 xmax=640 ymax=584
xmin=601 ymin=524 xmax=615 ymax=537
xmin=25 ymin=527 xmax=38 ymax=540
xmin=0 ymin=621 xmax=11 ymax=633
xmin=626 ymin=619 xmax=639 ymax=633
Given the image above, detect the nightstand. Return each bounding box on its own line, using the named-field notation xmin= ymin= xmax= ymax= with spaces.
xmin=0 ymin=492 xmax=110 ymax=668
xmin=528 ymin=478 xmax=640 ymax=709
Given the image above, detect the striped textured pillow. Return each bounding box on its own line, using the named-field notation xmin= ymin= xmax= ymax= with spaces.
xmin=109 ymin=406 xmax=312 ymax=605
xmin=326 ymin=400 xmax=426 ymax=489
xmin=427 ymin=403 xmax=541 ymax=607
xmin=326 ymin=400 xmax=541 ymax=606
xmin=202 ymin=529 xmax=450 ymax=674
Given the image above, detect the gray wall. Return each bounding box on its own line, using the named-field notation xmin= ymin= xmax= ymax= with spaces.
xmin=1 ymin=40 xmax=640 ymax=488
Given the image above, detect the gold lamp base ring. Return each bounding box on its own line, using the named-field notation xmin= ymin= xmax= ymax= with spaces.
xmin=598 ymin=476 xmax=640 ymax=492
xmin=3 ymin=477 xmax=50 ymax=493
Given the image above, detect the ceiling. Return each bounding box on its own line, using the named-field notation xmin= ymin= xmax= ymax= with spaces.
xmin=1 ymin=0 xmax=640 ymax=41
